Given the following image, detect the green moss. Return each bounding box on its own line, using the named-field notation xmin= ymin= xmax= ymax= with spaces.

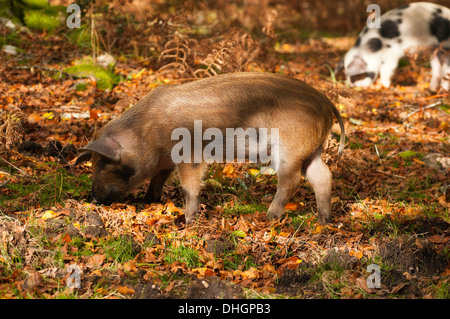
xmin=23 ymin=0 xmax=48 ymax=9
xmin=63 ymin=63 xmax=119 ymax=90
xmin=24 ymin=5 xmax=66 ymax=32
xmin=398 ymin=150 xmax=417 ymax=159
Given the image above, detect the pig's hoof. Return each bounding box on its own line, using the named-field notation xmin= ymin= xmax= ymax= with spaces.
xmin=266 ymin=210 xmax=283 ymax=220
xmin=184 ymin=213 xmax=197 ymax=225
xmin=318 ymin=215 xmax=331 ymax=225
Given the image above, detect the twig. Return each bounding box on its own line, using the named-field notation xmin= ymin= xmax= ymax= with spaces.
xmin=376 ymin=169 xmax=406 ymax=179
xmin=0 ymin=155 xmax=27 ymax=175
xmin=8 ymin=65 xmax=71 ymax=77
xmin=402 ymin=101 xmax=442 ymax=122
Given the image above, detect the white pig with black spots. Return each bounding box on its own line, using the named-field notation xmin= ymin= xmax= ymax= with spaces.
xmin=338 ymin=2 xmax=450 ymax=91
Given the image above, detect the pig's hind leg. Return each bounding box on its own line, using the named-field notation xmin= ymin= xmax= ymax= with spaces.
xmin=302 ymin=150 xmax=332 ymax=224
xmin=177 ymin=163 xmax=206 ymax=224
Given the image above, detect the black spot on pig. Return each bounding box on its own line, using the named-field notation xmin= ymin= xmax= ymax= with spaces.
xmin=362 ymin=26 xmax=368 ymax=35
xmin=429 ymin=15 xmax=450 ymax=42
xmin=367 ymin=37 xmax=383 ymax=52
xmin=115 ymin=165 xmax=136 ymax=182
xmin=354 ymin=36 xmax=361 ymax=47
xmin=396 ymin=19 xmax=402 ymax=24
xmin=379 ymin=20 xmax=400 ymax=39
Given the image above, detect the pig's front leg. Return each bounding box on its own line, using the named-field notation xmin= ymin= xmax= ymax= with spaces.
xmin=144 ymin=169 xmax=174 ymax=203
xmin=177 ymin=163 xmax=206 ymax=224
xmin=379 ymin=53 xmax=401 ymax=88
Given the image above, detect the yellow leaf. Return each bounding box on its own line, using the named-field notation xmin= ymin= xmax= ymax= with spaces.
xmin=438 ymin=121 xmax=448 ymax=131
xmin=232 ymin=230 xmax=247 ymax=238
xmin=41 ymin=210 xmax=59 ymax=220
xmin=248 ymin=168 xmax=260 ymax=177
xmin=43 ymin=112 xmax=54 ymax=120
xmin=312 ymin=225 xmax=324 ymax=234
xmin=242 ymin=267 xmax=259 ymax=279
xmin=222 ymin=164 xmax=235 ymax=176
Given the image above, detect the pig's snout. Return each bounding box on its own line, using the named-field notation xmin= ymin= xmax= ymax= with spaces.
xmin=91 ymin=187 xmax=120 ymax=205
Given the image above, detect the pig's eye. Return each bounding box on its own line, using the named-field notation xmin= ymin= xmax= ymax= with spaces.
xmin=96 ymin=158 xmax=113 ymax=170
xmin=114 ymin=165 xmax=136 ymax=182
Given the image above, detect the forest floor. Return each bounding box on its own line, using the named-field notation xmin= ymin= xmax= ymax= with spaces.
xmin=0 ymin=7 xmax=449 ymax=300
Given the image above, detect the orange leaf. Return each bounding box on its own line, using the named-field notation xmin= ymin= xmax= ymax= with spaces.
xmin=123 ymin=260 xmax=138 ymax=272
xmin=222 ymin=164 xmax=235 ymax=177
xmin=89 ymin=109 xmax=99 ymax=120
xmin=87 ymin=254 xmax=105 ymax=268
xmin=284 ymin=202 xmax=298 ymax=211
xmin=117 ymin=285 xmax=135 ymax=295
xmin=412 ymin=158 xmax=425 ymax=166
xmin=62 ymin=233 xmax=72 ymax=244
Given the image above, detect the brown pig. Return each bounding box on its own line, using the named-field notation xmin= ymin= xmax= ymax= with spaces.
xmin=75 ymin=72 xmax=345 ymax=224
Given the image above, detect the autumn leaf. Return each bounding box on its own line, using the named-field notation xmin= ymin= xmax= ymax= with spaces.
xmin=42 ymin=112 xmax=54 ymax=120
xmin=232 ymin=230 xmax=247 ymax=238
xmin=86 ymin=254 xmax=105 ymax=268
xmin=222 ymin=164 xmax=235 ymax=177
xmin=117 ymin=285 xmax=135 ymax=295
xmin=284 ymin=202 xmax=298 ymax=211
xmin=248 ymin=168 xmax=260 ymax=176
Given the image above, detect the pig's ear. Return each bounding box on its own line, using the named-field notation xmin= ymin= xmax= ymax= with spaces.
xmin=75 ymin=151 xmax=92 ymax=165
xmin=77 ymin=136 xmax=121 ymax=162
xmin=346 ymin=55 xmax=367 ymax=76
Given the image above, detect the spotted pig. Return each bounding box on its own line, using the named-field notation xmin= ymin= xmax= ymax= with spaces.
xmin=339 ymin=2 xmax=450 ymax=90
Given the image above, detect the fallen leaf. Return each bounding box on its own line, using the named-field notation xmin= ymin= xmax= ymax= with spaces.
xmin=87 ymin=254 xmax=105 ymax=268
xmin=284 ymin=202 xmax=298 ymax=211
xmin=117 ymin=285 xmax=135 ymax=295
xmin=312 ymin=225 xmax=324 ymax=234
xmin=391 ymin=282 xmax=408 ymax=294
xmin=232 ymin=230 xmax=247 ymax=238
xmin=41 ymin=210 xmax=59 ymax=220
xmin=222 ymin=164 xmax=235 ymax=176
xmin=43 ymin=112 xmax=54 ymax=120
xmin=123 ymin=260 xmax=138 ymax=272
xmin=356 ymin=276 xmax=376 ymax=294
